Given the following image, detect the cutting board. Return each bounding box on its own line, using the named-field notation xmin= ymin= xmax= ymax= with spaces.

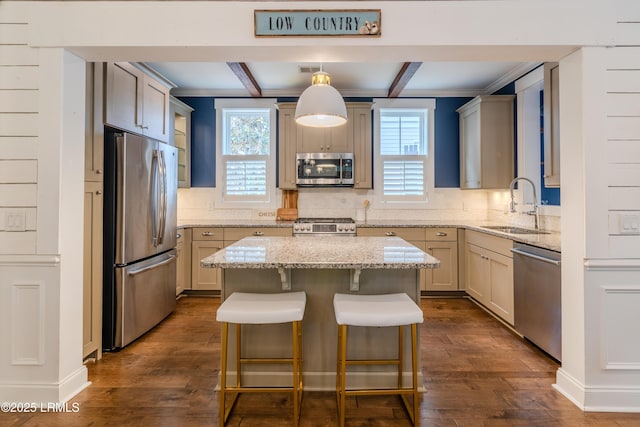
xmin=277 ymin=190 xmax=298 ymax=220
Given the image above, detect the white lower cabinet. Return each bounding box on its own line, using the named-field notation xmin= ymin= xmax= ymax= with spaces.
xmin=191 ymin=227 xmax=224 ymax=291
xmin=464 ymin=230 xmax=514 ymax=324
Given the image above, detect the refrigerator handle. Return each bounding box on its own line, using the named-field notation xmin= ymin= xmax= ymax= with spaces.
xmin=151 ymin=149 xmax=160 ymax=247
xmin=158 ymin=150 xmax=167 ymax=244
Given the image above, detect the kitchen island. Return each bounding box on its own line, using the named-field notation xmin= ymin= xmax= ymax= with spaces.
xmin=202 ymin=236 xmax=440 ymax=390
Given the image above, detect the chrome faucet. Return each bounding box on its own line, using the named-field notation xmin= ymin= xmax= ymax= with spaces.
xmin=509 ymin=177 xmax=540 ymax=230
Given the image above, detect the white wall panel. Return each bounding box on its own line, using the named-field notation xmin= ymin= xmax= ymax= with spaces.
xmin=606 ymin=47 xmax=640 ymax=69
xmin=608 ymin=164 xmax=640 ymax=185
xmin=608 ymin=187 xmax=640 ymax=210
xmin=615 ymin=23 xmax=640 ymax=46
xmin=616 ymin=0 xmax=640 ymax=22
xmin=0 ymin=90 xmax=38 ymax=113
xmin=0 ymin=183 xmax=37 ymax=206
xmin=11 ymin=282 xmax=44 ymax=365
xmin=0 ymin=113 xmax=38 ymax=137
xmin=608 ymin=236 xmax=640 ymax=258
xmin=606 ymin=93 xmax=640 ymax=116
xmin=0 ymin=232 xmax=36 ymax=254
xmin=0 ymin=67 xmax=38 ymax=90
xmin=606 ymin=117 xmax=640 ymax=140
xmin=0 ymin=137 xmax=37 ymax=159
xmin=0 ymin=46 xmax=38 ymax=66
xmin=602 ymin=285 xmax=640 ymax=369
xmin=0 ymin=23 xmax=27 ymax=45
xmin=606 ymin=70 xmax=640 ymax=93
xmin=0 ymin=160 xmax=37 ymax=183
xmin=0 ymin=207 xmax=36 ymax=230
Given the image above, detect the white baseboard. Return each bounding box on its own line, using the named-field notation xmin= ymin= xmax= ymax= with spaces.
xmin=0 ymin=365 xmax=89 ymax=404
xmin=555 ymin=368 xmax=640 ymax=412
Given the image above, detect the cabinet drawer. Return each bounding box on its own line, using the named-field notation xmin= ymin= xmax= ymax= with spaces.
xmin=426 ymin=228 xmax=457 ymax=242
xmin=224 ymin=227 xmax=292 ymax=241
xmin=465 ymin=229 xmax=512 ymax=257
xmin=357 ymin=227 xmax=425 ymax=241
xmin=192 ymin=227 xmax=224 ymax=241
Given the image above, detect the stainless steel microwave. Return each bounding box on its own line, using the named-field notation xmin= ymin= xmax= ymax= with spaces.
xmin=296 ymin=153 xmax=354 ymax=186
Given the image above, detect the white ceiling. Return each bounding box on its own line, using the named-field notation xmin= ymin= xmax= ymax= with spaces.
xmin=146 ymin=60 xmax=540 ymax=98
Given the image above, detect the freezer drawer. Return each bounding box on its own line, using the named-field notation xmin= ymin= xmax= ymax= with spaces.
xmin=115 ymin=250 xmax=177 ymax=348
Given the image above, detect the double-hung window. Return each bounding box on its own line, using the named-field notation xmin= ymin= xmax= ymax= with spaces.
xmin=373 ymin=98 xmax=435 ymax=205
xmin=215 ymin=99 xmax=277 ymax=207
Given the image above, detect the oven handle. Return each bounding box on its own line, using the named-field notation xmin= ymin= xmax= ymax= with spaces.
xmin=511 ymin=248 xmax=561 ymax=266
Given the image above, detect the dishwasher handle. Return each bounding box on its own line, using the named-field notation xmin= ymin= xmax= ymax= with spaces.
xmin=511 ymin=247 xmax=561 ymax=266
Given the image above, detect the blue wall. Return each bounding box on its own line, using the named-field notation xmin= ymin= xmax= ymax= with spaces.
xmin=179 ymin=97 xmax=217 ymax=187
xmin=180 ymin=96 xmax=468 ymax=189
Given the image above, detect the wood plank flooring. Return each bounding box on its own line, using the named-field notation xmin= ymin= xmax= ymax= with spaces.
xmin=5 ymin=296 xmax=640 ymax=426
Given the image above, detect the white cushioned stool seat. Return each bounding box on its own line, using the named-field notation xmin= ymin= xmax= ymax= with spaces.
xmin=333 ymin=292 xmax=423 ymax=327
xmin=216 ymin=291 xmax=306 ymax=324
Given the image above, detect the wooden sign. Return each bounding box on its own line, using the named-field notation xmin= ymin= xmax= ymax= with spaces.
xmin=255 ymin=10 xmax=381 ymax=37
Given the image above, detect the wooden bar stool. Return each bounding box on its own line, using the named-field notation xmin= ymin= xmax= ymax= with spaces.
xmin=333 ymin=293 xmax=423 ymax=427
xmin=216 ymin=291 xmax=306 ymax=426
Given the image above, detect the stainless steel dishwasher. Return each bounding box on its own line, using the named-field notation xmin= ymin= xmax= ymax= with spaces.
xmin=512 ymin=243 xmax=562 ymax=362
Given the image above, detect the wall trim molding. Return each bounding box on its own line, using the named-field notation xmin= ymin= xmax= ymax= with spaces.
xmin=584 ymin=258 xmax=640 ymax=270
xmin=0 ymin=365 xmax=89 ymax=404
xmin=0 ymin=254 xmax=60 ymax=266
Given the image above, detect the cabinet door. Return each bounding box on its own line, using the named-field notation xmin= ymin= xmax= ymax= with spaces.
xmin=170 ymin=97 xmax=193 ymax=188
xmin=424 ymin=241 xmax=458 ymax=291
xmin=191 ymin=241 xmax=223 ymax=290
xmin=85 ymin=62 xmax=104 ymax=182
xmin=83 ymin=181 xmax=103 ymax=359
xmin=298 ymin=125 xmax=330 ymax=152
xmin=278 ymin=105 xmax=298 ymax=189
xmin=544 ymin=62 xmax=560 ymax=188
xmin=465 ymin=243 xmax=489 ymax=302
xmin=459 ymin=108 xmax=481 ymax=189
xmin=105 ymin=62 xmax=144 ymax=133
xmin=328 ymin=122 xmax=352 ymax=152
xmin=143 ymin=76 xmax=170 ymax=142
xmin=488 ymin=252 xmax=514 ymax=325
xmin=176 ymin=232 xmax=185 ymax=295
xmin=352 ymin=107 xmax=372 ymax=189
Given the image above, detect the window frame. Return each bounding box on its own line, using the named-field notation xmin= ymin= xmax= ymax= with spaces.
xmin=214 ymin=98 xmax=277 ymax=208
xmin=372 ymin=98 xmax=436 ymax=208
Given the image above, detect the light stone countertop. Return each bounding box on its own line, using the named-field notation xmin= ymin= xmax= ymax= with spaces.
xmin=201 ymin=236 xmax=441 ymax=269
xmin=180 ymin=219 xmax=561 ymax=252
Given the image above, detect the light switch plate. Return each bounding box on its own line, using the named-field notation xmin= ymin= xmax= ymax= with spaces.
xmin=619 ymin=214 xmax=640 ymax=234
xmin=5 ymin=210 xmax=26 ymax=232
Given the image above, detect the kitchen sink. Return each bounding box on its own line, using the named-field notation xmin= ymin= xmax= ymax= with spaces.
xmin=482 ymin=225 xmax=550 ymax=235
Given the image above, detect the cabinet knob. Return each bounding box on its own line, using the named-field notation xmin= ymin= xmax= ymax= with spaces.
xmin=385 ymin=231 xmax=396 ymax=236
xmin=96 ymin=190 xmax=102 ymax=195
xmin=176 ymin=233 xmax=181 ymax=239
xmin=202 ymin=231 xmax=214 ymax=236
xmin=435 ymin=232 xmax=447 ymax=237
xmin=253 ymin=231 xmax=264 ymax=236
xmin=96 ymin=169 xmax=103 ymax=174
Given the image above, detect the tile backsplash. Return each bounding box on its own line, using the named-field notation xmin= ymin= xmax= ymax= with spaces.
xmin=178 ymin=186 xmax=561 ymax=231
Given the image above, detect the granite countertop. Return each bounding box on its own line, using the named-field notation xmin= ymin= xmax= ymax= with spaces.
xmin=180 ymin=218 xmax=561 ymax=252
xmin=201 ymin=236 xmax=441 ymax=269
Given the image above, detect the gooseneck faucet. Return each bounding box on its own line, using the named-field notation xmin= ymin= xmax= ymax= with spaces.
xmin=509 ymin=177 xmax=540 ymax=230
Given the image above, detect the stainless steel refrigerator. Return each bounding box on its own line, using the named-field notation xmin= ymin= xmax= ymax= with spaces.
xmin=103 ymin=129 xmax=178 ymax=351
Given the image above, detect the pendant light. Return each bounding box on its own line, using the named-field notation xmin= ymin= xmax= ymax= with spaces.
xmin=295 ymin=67 xmax=347 ymax=127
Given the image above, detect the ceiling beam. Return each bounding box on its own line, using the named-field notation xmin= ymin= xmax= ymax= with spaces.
xmin=227 ymin=62 xmax=262 ymax=97
xmin=387 ymin=62 xmax=422 ymax=98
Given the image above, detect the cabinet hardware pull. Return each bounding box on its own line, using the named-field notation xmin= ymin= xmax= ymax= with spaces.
xmin=96 ymin=190 xmax=102 ymax=195
xmin=96 ymin=169 xmax=103 ymax=174
xmin=202 ymin=231 xmax=213 ymax=236
xmin=253 ymin=231 xmax=264 ymax=236
xmin=427 ymin=247 xmax=433 ymax=250
xmin=385 ymin=231 xmax=396 ymax=236
xmin=435 ymin=232 xmax=447 ymax=236
xmin=176 ymin=233 xmax=181 ymax=239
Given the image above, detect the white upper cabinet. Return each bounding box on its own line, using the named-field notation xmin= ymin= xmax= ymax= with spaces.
xmin=458 ymin=95 xmax=515 ymax=189
xmin=104 ymin=62 xmax=171 ymax=143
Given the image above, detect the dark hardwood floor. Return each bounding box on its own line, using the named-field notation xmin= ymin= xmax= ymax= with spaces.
xmin=5 ymin=295 xmax=640 ymax=426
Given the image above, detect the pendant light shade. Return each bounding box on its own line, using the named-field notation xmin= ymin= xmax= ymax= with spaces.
xmin=295 ymin=71 xmax=347 ymax=127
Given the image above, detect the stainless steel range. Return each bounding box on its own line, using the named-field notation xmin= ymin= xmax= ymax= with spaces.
xmin=293 ymin=218 xmax=356 ymax=236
